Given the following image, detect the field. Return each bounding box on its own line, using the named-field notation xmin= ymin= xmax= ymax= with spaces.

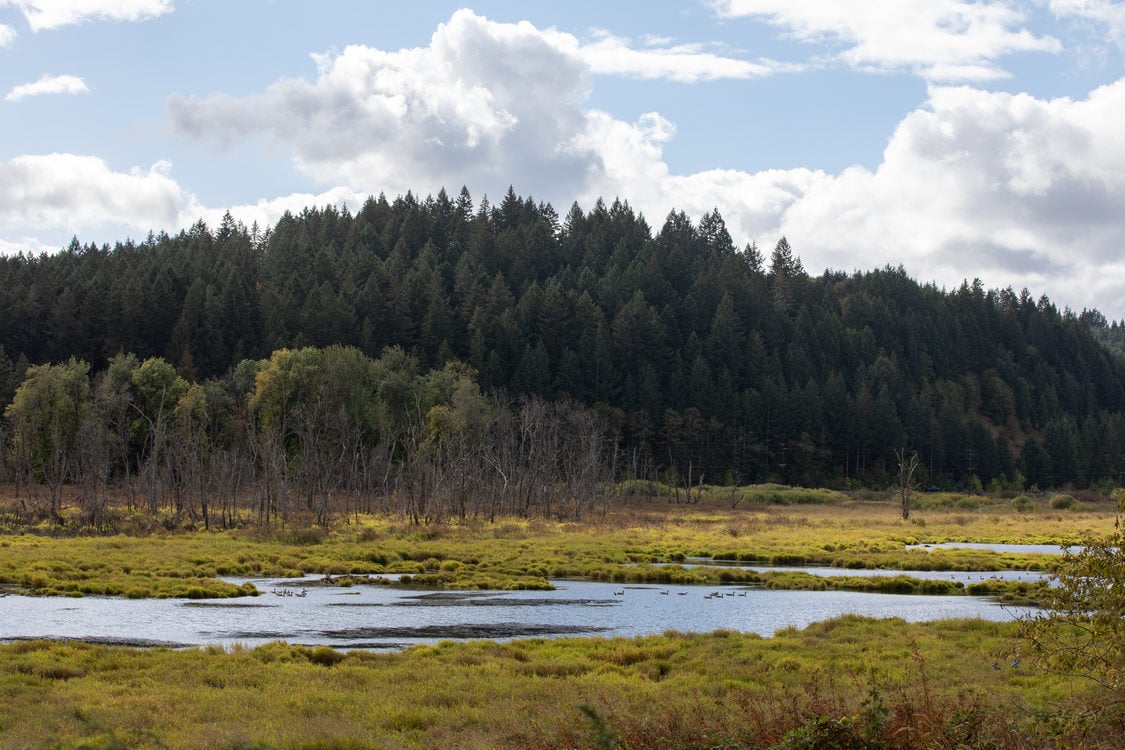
xmin=1 ymin=487 xmax=1116 ymax=599
xmin=0 ymin=618 xmax=1080 ymax=750
xmin=0 ymin=486 xmax=1121 ymax=749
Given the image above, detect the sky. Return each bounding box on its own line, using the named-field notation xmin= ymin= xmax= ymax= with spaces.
xmin=2 ymin=1 xmax=1124 ymax=319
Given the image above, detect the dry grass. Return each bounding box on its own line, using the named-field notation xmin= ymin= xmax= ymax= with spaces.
xmin=1 ymin=487 xmax=1118 ymax=598
xmin=2 ymin=617 xmax=1116 ymax=749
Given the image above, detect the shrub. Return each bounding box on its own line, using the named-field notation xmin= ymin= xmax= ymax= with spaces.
xmin=1048 ymin=494 xmax=1077 ymax=510
xmin=308 ymin=645 xmax=346 ymax=667
xmin=1021 ymin=525 xmax=1124 ymax=728
xmin=286 ymin=527 xmax=327 ymax=545
xmin=36 ymin=663 xmax=87 ymax=680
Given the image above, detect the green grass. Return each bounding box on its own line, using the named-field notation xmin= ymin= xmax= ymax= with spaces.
xmin=1 ymin=493 xmax=1120 ymax=748
xmin=1 ymin=497 xmax=1116 ymax=599
xmin=1 ymin=616 xmax=1115 ymax=749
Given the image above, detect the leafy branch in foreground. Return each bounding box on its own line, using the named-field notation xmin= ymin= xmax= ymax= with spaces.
xmin=1021 ymin=519 xmax=1124 ymax=728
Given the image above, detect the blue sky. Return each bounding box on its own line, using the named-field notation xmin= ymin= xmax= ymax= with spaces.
xmin=2 ymin=1 xmax=1124 ymax=318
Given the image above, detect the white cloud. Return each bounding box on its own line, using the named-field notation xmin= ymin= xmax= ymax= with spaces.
xmin=1050 ymin=0 xmax=1125 ymax=46
xmin=169 ymin=9 xmax=594 ymax=201
xmin=168 ymin=9 xmax=792 ymax=206
xmin=712 ymin=0 xmax=1060 ymax=81
xmin=0 ymin=0 xmax=172 ymax=31
xmin=5 ymin=73 xmax=89 ymax=101
xmin=560 ymin=29 xmax=798 ymax=82
xmin=188 ymin=186 xmax=366 ymax=235
xmin=0 ymin=23 xmax=15 ymax=45
xmin=0 ymin=153 xmax=187 ymax=230
xmin=0 ymin=235 xmax=58 ymax=255
xmin=0 ymin=152 xmax=369 ymax=254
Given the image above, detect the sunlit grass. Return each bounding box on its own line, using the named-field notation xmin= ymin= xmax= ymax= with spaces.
xmin=0 ymin=491 xmax=1117 ymax=599
xmin=1 ymin=489 xmax=1120 ymax=748
xmin=0 ymin=616 xmax=1109 ymax=749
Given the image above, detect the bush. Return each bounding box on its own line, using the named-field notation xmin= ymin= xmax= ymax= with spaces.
xmin=36 ymin=663 xmax=87 ymax=680
xmin=286 ymin=527 xmax=327 ymax=545
xmin=1021 ymin=524 xmax=1124 ymax=728
xmin=308 ymin=645 xmax=346 ymax=667
xmin=1048 ymin=493 xmax=1077 ymax=510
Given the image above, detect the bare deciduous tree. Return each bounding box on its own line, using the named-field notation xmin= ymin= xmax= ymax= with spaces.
xmin=896 ymin=447 xmax=921 ymax=520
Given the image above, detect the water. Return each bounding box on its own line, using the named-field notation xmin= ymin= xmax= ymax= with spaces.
xmin=904 ymin=542 xmax=1081 ymax=555
xmin=0 ymin=576 xmax=1036 ymax=651
xmin=682 ymin=561 xmax=1049 ymax=584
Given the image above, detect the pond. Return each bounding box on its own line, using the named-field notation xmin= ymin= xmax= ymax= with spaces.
xmin=680 ymin=560 xmax=1050 ymax=583
xmin=713 ymin=565 xmax=1048 ymax=583
xmin=904 ymin=543 xmax=1081 ymax=555
xmin=0 ymin=576 xmax=1037 ymax=651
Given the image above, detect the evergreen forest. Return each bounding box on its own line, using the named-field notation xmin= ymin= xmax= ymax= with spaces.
xmin=3 ymin=187 xmax=1125 ymax=525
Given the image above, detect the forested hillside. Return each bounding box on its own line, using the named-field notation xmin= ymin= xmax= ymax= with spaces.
xmin=2 ymin=187 xmax=1124 ymax=493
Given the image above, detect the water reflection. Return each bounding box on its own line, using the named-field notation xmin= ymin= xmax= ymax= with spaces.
xmin=682 ymin=562 xmax=1048 ymax=584
xmin=0 ymin=576 xmax=1036 ymax=651
xmin=905 ymin=542 xmax=1081 ymax=555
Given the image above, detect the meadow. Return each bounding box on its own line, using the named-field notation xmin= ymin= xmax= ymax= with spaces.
xmin=1 ymin=487 xmax=1116 ymax=600
xmin=0 ymin=485 xmax=1121 ymax=749
xmin=0 ymin=617 xmax=1108 ymax=750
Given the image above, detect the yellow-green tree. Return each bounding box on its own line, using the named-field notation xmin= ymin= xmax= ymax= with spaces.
xmin=130 ymin=357 xmax=188 ymax=514
xmin=4 ymin=358 xmax=91 ymax=517
xmin=172 ymin=382 xmax=210 ymax=527
xmin=249 ymin=346 xmax=382 ymax=523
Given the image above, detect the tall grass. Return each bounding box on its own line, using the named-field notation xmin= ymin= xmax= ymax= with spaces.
xmin=1 ymin=498 xmax=1116 ymax=598
xmin=0 ymin=617 xmax=1116 ymax=749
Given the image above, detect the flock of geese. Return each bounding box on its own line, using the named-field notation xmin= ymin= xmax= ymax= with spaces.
xmin=611 ymin=588 xmax=747 ymax=599
xmin=269 ymin=587 xmax=308 ymax=597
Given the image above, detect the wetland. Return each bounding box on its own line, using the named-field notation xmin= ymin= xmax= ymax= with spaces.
xmin=0 ymin=490 xmax=1120 ymax=749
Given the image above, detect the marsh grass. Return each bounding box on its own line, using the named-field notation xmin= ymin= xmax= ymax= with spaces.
xmin=1 ymin=495 xmax=1117 ymax=598
xmin=1 ymin=492 xmax=1121 ymax=748
xmin=0 ymin=617 xmax=1113 ymax=749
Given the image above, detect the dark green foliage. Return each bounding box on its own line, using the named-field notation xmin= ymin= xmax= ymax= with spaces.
xmin=2 ymin=191 xmax=1124 ymax=489
xmin=579 ymin=704 xmax=620 ymax=750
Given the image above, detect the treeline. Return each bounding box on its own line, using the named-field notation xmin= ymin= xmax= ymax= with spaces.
xmin=3 ymin=346 xmax=616 ymax=528
xmin=2 ymin=186 xmax=1125 ymax=493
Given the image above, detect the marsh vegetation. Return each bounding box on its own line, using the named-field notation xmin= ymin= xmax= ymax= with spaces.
xmin=1 ymin=488 xmax=1121 ymax=748
xmin=0 ymin=615 xmax=1118 ymax=750
xmin=1 ymin=487 xmax=1114 ymax=599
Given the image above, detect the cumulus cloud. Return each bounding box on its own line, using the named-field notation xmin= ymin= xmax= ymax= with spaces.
xmin=562 ymin=29 xmax=798 ymax=82
xmin=0 ymin=153 xmax=186 ymax=230
xmin=712 ymin=0 xmax=1060 ymax=81
xmin=187 ymin=186 xmax=367 ymax=235
xmin=0 ymin=152 xmax=368 ymax=253
xmin=0 ymin=0 xmax=172 ymax=31
xmin=169 ymin=9 xmax=595 ymax=202
xmin=0 ymin=235 xmax=58 ymax=255
xmin=5 ymin=73 xmax=89 ymax=101
xmin=168 ymin=10 xmax=795 ymax=205
xmin=0 ymin=23 xmax=15 ymax=45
